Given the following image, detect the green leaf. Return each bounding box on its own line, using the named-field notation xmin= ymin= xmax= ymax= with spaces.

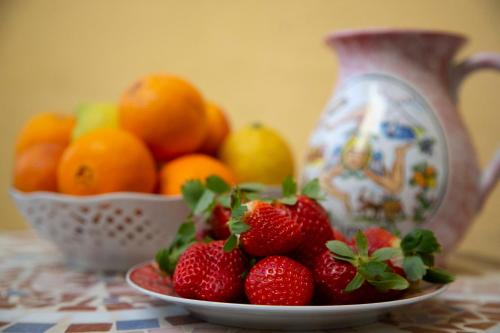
xmin=403 ymin=255 xmax=427 ymax=282
xmin=176 ymin=220 xmax=196 ymax=243
xmin=230 ymin=188 xmax=242 ymax=209
xmin=423 ymin=267 xmax=455 ymax=284
xmin=231 ymin=205 xmax=247 ymax=219
xmin=193 ymin=189 xmax=216 ymax=215
xmin=345 ymin=272 xmax=365 ymax=292
xmin=355 ymin=231 xmax=369 ymax=257
xmin=181 ymin=180 xmax=205 ymax=211
xmin=279 ymin=195 xmax=298 ymax=205
xmin=358 ymin=261 xmax=388 ymax=279
xmin=217 ymin=193 xmax=231 ymax=208
xmin=244 ymin=192 xmax=272 ymax=202
xmin=155 ymin=248 xmax=171 ymax=273
xmin=206 ymin=175 xmax=231 ymax=194
xmin=281 ymin=176 xmax=297 ymax=197
xmin=368 ymin=272 xmax=410 ymax=291
xmin=238 ymin=182 xmax=265 ymax=192
xmin=420 ymin=253 xmax=435 ymax=267
xmin=400 ymin=230 xmax=422 ymax=253
xmin=401 ymin=229 xmax=440 ymax=255
xmin=371 ymin=247 xmax=401 ymax=262
xmin=223 ymin=234 xmax=238 ymax=252
xmin=301 ymin=178 xmax=322 ymax=200
xmin=156 ymin=219 xmax=197 ymax=274
xmin=228 ymin=219 xmax=250 ymax=234
xmin=326 ymin=240 xmax=356 ymax=259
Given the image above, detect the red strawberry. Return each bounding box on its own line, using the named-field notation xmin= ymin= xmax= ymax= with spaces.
xmin=284 ymin=195 xmax=334 ymax=266
xmin=363 ymin=227 xmax=399 ymax=254
xmin=173 ymin=240 xmax=246 ymax=302
xmin=312 ymin=231 xmax=409 ymax=305
xmin=239 ymin=201 xmax=302 ymax=257
xmin=208 ymin=204 xmax=231 ymax=240
xmin=312 ymin=250 xmax=374 ymax=304
xmin=245 ymin=256 xmax=314 ymax=305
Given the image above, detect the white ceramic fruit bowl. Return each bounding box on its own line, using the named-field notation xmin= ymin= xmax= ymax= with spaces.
xmin=126 ymin=262 xmax=448 ymax=331
xmin=10 ymin=188 xmax=190 ymax=271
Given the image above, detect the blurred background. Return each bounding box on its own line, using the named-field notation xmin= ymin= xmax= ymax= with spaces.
xmin=1 ymin=0 xmax=498 ymax=257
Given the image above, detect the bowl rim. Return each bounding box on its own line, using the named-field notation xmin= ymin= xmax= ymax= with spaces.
xmin=126 ymin=261 xmax=449 ymax=313
xmin=9 ymin=184 xmax=282 ymax=203
xmin=9 ymin=187 xmax=182 ymax=202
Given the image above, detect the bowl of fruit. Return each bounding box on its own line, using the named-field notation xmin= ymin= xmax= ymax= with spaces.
xmin=11 ymin=74 xmax=294 ymax=271
xmin=127 ymin=178 xmax=454 ymax=330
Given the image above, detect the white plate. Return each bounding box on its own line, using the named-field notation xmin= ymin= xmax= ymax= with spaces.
xmin=126 ymin=262 xmax=448 ymax=330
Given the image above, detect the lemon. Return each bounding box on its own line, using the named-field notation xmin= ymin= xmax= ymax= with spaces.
xmin=219 ymin=123 xmax=294 ymax=184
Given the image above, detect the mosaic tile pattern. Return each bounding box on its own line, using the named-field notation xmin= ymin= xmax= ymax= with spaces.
xmin=0 ymin=232 xmax=499 ymax=332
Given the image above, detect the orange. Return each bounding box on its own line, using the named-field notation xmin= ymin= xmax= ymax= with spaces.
xmin=13 ymin=143 xmax=66 ymax=192
xmin=198 ymin=102 xmax=230 ymax=155
xmin=15 ymin=112 xmax=75 ymax=154
xmin=160 ymin=154 xmax=236 ymax=195
xmin=58 ymin=128 xmax=156 ymax=195
xmin=119 ymin=74 xmax=207 ymax=161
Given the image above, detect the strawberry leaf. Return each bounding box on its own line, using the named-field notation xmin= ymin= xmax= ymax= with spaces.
xmin=155 ymin=248 xmax=171 ymax=273
xmin=358 ymin=261 xmax=388 ymax=279
xmin=206 ymin=175 xmax=231 ymax=194
xmin=217 ymin=193 xmax=231 ymax=208
xmin=181 ymin=180 xmax=205 ymax=211
xmin=281 ymin=176 xmax=297 ymax=197
xmin=403 ymin=255 xmax=427 ymax=282
xmin=355 ymin=231 xmax=369 ymax=257
xmin=239 ymin=182 xmax=265 ymax=192
xmin=345 ymin=272 xmax=365 ymax=292
xmin=423 ymin=267 xmax=455 ymax=284
xmin=230 ymin=191 xmax=247 ymax=219
xmin=193 ymin=189 xmax=216 ymax=215
xmin=279 ymin=195 xmax=298 ymax=205
xmin=228 ymin=219 xmax=250 ymax=234
xmin=245 ymin=192 xmax=273 ymax=202
xmin=155 ymin=219 xmax=196 ymax=274
xmin=301 ymin=178 xmax=323 ymax=200
xmin=367 ymin=272 xmax=409 ymax=291
xmin=326 ymin=240 xmax=356 ymax=259
xmin=420 ymin=253 xmax=435 ymax=267
xmin=176 ymin=219 xmax=196 ymax=243
xmin=401 ymin=229 xmax=440 ymax=255
xmin=371 ymin=247 xmax=401 ymax=262
xmin=223 ymin=234 xmax=238 ymax=252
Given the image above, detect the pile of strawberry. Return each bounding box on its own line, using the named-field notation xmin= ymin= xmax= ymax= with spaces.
xmin=156 ymin=176 xmax=453 ymax=306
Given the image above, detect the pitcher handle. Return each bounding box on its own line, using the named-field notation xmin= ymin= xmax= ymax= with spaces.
xmin=451 ymin=52 xmax=500 ymax=211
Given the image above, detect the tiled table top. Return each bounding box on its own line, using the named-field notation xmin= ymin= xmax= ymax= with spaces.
xmin=1 ymin=231 xmax=499 ymax=333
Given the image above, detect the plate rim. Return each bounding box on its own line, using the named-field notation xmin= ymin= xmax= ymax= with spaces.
xmin=126 ymin=261 xmax=449 ymax=313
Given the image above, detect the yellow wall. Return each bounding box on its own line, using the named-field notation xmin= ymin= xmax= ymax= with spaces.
xmin=1 ymin=0 xmax=499 ymax=255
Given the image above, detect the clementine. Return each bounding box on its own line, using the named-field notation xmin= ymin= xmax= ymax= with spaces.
xmin=13 ymin=143 xmax=66 ymax=192
xmin=160 ymin=154 xmax=236 ymax=195
xmin=119 ymin=74 xmax=207 ymax=161
xmin=198 ymin=102 xmax=230 ymax=155
xmin=15 ymin=112 xmax=74 ymax=154
xmin=58 ymin=128 xmax=156 ymax=195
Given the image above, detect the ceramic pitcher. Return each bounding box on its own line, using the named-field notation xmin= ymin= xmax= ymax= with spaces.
xmin=303 ymin=29 xmax=500 ymax=254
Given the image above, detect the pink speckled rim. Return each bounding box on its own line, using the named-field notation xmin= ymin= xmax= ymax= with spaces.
xmin=127 ymin=261 xmax=449 ymax=312
xmin=326 ymin=28 xmax=467 ymax=46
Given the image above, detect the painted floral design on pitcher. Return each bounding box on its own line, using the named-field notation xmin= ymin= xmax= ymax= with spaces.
xmin=303 ymin=29 xmax=500 ymax=255
xmin=305 ymin=74 xmax=448 ymax=233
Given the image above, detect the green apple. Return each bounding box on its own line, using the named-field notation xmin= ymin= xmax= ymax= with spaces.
xmin=72 ymin=103 xmax=118 ymax=140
